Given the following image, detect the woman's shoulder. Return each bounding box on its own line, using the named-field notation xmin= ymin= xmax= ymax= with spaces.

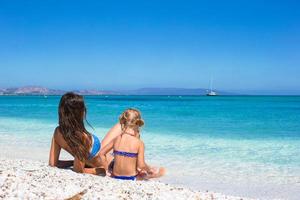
xmin=54 ymin=126 xmax=61 ymax=136
xmin=53 ymin=126 xmax=64 ymax=141
xmin=53 ymin=126 xmax=71 ymax=148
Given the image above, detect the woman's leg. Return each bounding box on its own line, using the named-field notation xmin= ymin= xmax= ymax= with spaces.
xmin=100 ymin=123 xmax=122 ymax=168
xmin=101 ymin=123 xmax=122 ymax=148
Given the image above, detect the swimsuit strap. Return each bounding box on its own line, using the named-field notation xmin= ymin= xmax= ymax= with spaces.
xmin=121 ymin=131 xmax=137 ymax=137
xmin=113 ymin=150 xmax=138 ymax=158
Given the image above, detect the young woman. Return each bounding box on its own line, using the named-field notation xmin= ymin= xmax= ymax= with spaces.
xmin=48 ymin=92 xmax=122 ymax=175
xmin=100 ymin=108 xmax=165 ymax=180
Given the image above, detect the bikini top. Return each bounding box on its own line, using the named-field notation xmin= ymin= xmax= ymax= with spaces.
xmin=88 ymin=134 xmax=101 ymax=160
xmin=113 ymin=150 xmax=138 ymax=158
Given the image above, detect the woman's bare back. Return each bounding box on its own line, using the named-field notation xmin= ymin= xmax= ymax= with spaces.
xmin=51 ymin=127 xmax=103 ymax=168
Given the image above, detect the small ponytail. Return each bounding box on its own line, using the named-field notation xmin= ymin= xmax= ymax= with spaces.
xmin=135 ymin=119 xmax=144 ymax=127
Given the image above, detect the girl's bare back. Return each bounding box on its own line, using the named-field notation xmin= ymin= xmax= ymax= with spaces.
xmin=112 ymin=134 xmax=141 ymax=176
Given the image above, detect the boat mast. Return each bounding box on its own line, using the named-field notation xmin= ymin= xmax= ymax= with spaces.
xmin=210 ymin=77 xmax=213 ymax=92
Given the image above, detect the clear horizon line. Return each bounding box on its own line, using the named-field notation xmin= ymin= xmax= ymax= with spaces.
xmin=1 ymin=85 xmax=300 ymax=95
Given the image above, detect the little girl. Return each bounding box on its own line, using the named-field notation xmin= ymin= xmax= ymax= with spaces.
xmin=100 ymin=108 xmax=165 ymax=180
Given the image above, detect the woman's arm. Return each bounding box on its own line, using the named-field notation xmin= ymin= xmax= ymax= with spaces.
xmin=49 ymin=136 xmax=61 ymax=167
xmin=101 ymin=123 xmax=122 ymax=148
xmin=73 ymin=157 xmax=105 ymax=175
xmin=49 ymin=130 xmax=74 ymax=168
xmin=57 ymin=160 xmax=74 ymax=168
xmin=99 ymin=139 xmax=115 ymax=170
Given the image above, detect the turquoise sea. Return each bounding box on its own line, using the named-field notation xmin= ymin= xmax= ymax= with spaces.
xmin=0 ymin=96 xmax=300 ymax=199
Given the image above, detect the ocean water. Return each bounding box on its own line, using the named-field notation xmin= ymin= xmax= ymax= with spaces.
xmin=0 ymin=95 xmax=300 ymax=199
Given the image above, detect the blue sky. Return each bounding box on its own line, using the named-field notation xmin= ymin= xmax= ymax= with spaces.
xmin=0 ymin=0 xmax=300 ymax=93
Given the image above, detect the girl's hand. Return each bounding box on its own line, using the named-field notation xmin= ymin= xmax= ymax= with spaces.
xmin=106 ymin=170 xmax=112 ymax=177
xmin=137 ymin=169 xmax=149 ymax=180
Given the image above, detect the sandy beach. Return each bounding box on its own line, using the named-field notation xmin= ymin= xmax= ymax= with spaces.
xmin=0 ymin=159 xmax=254 ymax=200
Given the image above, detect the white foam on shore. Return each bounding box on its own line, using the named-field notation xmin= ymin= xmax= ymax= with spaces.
xmin=0 ymin=159 xmax=253 ymax=200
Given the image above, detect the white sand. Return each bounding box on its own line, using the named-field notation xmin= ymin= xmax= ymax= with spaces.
xmin=0 ymin=159 xmax=254 ymax=200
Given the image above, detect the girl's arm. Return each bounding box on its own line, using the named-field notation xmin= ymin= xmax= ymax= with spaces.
xmin=101 ymin=123 xmax=122 ymax=148
xmin=137 ymin=140 xmax=166 ymax=179
xmin=99 ymin=139 xmax=115 ymax=170
xmin=137 ymin=141 xmax=151 ymax=172
xmin=49 ymin=130 xmax=73 ymax=168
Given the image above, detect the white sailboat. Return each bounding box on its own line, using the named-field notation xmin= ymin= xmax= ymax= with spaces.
xmin=206 ymin=78 xmax=218 ymax=96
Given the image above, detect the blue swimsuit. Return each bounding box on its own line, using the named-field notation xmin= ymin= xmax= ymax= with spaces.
xmin=88 ymin=134 xmax=101 ymax=160
xmin=112 ymin=150 xmax=138 ymax=181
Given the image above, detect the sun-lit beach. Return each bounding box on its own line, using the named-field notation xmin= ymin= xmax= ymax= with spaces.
xmin=1 ymin=0 xmax=300 ymax=199
xmin=1 ymin=95 xmax=300 ymax=199
xmin=1 ymin=159 xmax=256 ymax=200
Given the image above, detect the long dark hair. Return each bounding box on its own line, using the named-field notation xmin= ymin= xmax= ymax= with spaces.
xmin=58 ymin=92 xmax=91 ymax=161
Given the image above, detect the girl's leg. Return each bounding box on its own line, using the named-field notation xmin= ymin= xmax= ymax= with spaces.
xmin=146 ymin=167 xmax=166 ymax=179
xmin=137 ymin=167 xmax=166 ymax=180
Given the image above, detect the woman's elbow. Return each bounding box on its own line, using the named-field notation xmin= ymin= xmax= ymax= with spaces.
xmin=48 ymin=159 xmax=57 ymax=167
xmin=73 ymin=167 xmax=84 ymax=173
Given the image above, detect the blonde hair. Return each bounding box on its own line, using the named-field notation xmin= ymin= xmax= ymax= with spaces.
xmin=119 ymin=108 xmax=144 ymax=133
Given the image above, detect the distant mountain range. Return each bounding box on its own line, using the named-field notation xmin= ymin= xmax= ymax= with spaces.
xmin=0 ymin=86 xmax=229 ymax=96
xmin=0 ymin=86 xmax=116 ymax=96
